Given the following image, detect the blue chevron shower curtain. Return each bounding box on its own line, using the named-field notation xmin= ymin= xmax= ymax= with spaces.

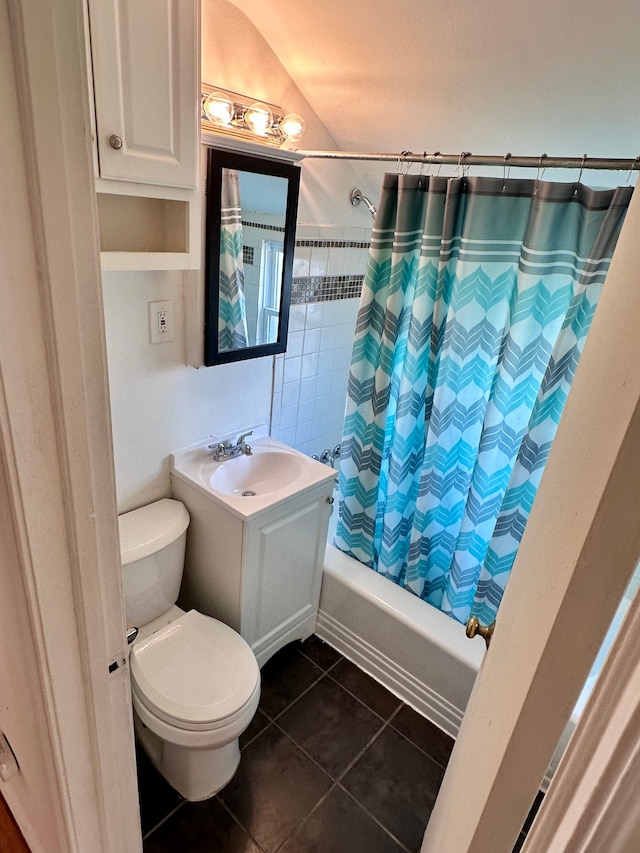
xmin=218 ymin=168 xmax=249 ymax=351
xmin=335 ymin=173 xmax=631 ymax=625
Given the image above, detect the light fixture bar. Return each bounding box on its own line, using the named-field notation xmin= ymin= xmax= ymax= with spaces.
xmin=201 ymin=82 xmax=304 ymax=147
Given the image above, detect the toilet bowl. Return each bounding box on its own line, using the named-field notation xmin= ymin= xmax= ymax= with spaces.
xmin=119 ymin=499 xmax=260 ymax=801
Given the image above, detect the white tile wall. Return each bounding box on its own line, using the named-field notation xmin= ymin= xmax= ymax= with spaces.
xmin=271 ymin=297 xmax=359 ymax=456
xmin=270 ymin=223 xmax=369 ymax=458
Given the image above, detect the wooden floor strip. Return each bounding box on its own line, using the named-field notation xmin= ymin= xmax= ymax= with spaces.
xmin=0 ymin=793 xmax=29 ymax=853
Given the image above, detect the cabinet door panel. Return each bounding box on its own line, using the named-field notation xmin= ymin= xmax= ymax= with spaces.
xmin=89 ymin=0 xmax=198 ymax=188
xmin=253 ymin=499 xmax=327 ymax=641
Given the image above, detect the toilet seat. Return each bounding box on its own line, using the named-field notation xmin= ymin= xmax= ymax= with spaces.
xmin=130 ymin=610 xmax=260 ymax=732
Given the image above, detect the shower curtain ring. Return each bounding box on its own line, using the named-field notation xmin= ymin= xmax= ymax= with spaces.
xmin=535 ymin=153 xmax=547 ymax=194
xmin=626 ymin=155 xmax=640 ymax=184
xmin=502 ymin=152 xmax=512 ymax=189
xmin=457 ymin=151 xmax=472 ymax=178
xmin=577 ymin=153 xmax=587 ymax=185
xmin=397 ymin=150 xmax=412 ymax=174
xmin=431 ymin=151 xmax=442 ymax=176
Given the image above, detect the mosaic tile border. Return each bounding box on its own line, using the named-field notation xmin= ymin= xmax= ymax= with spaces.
xmin=240 ymin=232 xmax=370 ymax=249
xmin=295 ymin=239 xmax=370 ymax=249
xmin=242 ymin=245 xmax=254 ymax=265
xmin=291 ymin=274 xmax=363 ymax=304
xmin=242 ymin=220 xmax=285 ymax=232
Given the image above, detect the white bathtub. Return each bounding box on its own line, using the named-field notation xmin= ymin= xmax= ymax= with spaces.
xmin=317 ymin=509 xmax=630 ymax=787
xmin=318 ymin=535 xmax=485 ymax=738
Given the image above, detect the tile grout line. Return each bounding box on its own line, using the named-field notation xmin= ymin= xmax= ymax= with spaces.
xmin=301 ymin=638 xmax=456 ymax=768
xmin=141 ymin=799 xmax=187 ymax=842
xmin=267 ymin=701 xmax=413 ymax=853
xmin=263 ymin=721 xmax=393 ymax=851
xmin=324 ymin=668 xmax=404 ymax=724
xmin=335 ymin=783 xmax=414 ymax=853
xmin=297 ymin=645 xmax=344 ymax=675
xmin=334 ymin=711 xmax=399 ymax=786
xmin=260 ymin=644 xmax=340 ymax=725
xmin=263 ymin=670 xmax=325 ymax=724
xmin=271 ymin=711 xmax=408 ymax=850
xmin=385 ymin=713 xmax=454 ymax=773
xmin=313 ymin=641 xmax=456 ymax=769
xmin=270 ymin=780 xmax=339 ymax=853
xmin=216 ymin=796 xmax=270 ymax=853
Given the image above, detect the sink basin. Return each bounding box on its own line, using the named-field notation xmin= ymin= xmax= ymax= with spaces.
xmin=171 ymin=435 xmax=337 ymax=519
xmin=209 ymin=448 xmax=304 ymax=496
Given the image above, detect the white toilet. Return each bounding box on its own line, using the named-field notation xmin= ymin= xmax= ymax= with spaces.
xmin=118 ymin=498 xmax=260 ymax=801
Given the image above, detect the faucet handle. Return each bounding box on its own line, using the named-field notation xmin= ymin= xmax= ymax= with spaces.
xmin=208 ymin=442 xmax=227 ymax=461
xmin=237 ymin=430 xmax=253 ymax=445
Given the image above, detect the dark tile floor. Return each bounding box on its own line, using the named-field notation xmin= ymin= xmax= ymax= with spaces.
xmin=137 ymin=636 xmax=540 ymax=853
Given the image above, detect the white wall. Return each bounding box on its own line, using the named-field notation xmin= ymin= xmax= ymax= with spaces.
xmin=102 ymin=271 xmax=273 ymax=512
xmin=106 ymin=0 xmax=640 ymax=511
xmin=201 ymin=0 xmax=377 ymax=227
xmin=104 ymin=0 xmax=375 ymax=511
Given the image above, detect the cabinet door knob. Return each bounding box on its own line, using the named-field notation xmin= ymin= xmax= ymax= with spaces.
xmin=109 ymin=134 xmax=123 ymax=150
xmin=327 ymin=496 xmax=334 ymax=505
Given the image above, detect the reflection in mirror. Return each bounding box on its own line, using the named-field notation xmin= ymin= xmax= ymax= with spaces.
xmin=205 ymin=150 xmax=300 ymax=366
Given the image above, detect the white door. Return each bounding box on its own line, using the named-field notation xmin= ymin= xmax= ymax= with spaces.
xmin=2 ymin=1 xmax=141 ymax=850
xmin=88 ymin=0 xmax=199 ymax=188
xmin=421 ymin=187 xmax=640 ymax=851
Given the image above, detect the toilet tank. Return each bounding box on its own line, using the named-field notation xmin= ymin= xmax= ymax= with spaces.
xmin=118 ymin=498 xmax=190 ymax=627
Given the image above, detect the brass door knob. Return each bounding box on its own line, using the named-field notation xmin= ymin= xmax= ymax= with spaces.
xmin=465 ymin=616 xmax=496 ymax=649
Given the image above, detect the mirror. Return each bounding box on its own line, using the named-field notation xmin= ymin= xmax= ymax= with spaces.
xmin=204 ymin=149 xmax=300 ymax=366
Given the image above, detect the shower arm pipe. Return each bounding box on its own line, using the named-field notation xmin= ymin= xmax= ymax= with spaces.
xmin=296 ymin=149 xmax=640 ymax=172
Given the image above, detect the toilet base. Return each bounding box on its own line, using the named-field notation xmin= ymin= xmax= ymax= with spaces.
xmin=134 ymin=714 xmax=241 ymax=801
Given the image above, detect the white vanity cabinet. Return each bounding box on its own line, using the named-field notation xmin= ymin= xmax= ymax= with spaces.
xmin=172 ymin=467 xmax=336 ymax=666
xmin=85 ymin=0 xmax=201 ymax=269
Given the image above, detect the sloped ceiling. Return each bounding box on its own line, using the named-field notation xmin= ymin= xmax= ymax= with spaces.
xmin=228 ymin=0 xmax=640 ymax=160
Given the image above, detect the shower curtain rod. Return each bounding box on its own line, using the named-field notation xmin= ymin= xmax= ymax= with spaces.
xmin=297 ymin=149 xmax=640 ymax=172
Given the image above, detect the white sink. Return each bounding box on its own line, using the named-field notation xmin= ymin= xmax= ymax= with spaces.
xmin=209 ymin=447 xmax=304 ymax=496
xmin=171 ymin=435 xmax=337 ymax=519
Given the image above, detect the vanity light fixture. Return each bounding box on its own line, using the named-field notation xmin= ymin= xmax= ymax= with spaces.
xmin=201 ymin=82 xmax=305 ymax=146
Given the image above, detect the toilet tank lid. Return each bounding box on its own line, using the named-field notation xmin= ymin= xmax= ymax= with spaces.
xmin=118 ymin=499 xmax=190 ymax=566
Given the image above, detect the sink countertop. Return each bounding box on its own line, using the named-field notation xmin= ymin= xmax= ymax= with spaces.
xmin=171 ymin=436 xmax=337 ymax=520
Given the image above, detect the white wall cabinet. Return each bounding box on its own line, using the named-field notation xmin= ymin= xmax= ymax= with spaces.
xmin=172 ymin=477 xmax=335 ymax=666
xmin=88 ymin=0 xmax=198 ymax=189
xmin=86 ymin=0 xmax=200 ymax=268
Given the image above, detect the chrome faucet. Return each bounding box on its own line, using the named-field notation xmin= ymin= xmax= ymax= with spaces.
xmin=313 ymin=444 xmax=342 ymax=468
xmin=208 ymin=431 xmax=254 ymax=462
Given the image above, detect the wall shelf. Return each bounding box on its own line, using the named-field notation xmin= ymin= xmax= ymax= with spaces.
xmin=95 ymin=183 xmax=201 ymax=271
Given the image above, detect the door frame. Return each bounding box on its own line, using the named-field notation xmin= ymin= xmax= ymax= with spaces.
xmin=7 ymin=1 xmax=640 ymax=851
xmin=422 ymin=186 xmax=640 ymax=851
xmin=2 ymin=1 xmax=141 ymax=850
xmin=524 ymin=588 xmax=640 ymax=852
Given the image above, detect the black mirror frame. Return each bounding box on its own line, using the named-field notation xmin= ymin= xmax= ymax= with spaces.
xmin=204 ymin=149 xmax=301 ymax=366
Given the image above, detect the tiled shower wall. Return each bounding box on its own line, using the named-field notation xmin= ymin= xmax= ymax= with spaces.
xmin=270 ymin=223 xmax=371 ymax=457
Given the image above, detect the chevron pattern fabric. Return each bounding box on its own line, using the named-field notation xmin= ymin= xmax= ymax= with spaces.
xmin=218 ymin=169 xmax=248 ymax=352
xmin=335 ymin=174 xmax=631 ymax=625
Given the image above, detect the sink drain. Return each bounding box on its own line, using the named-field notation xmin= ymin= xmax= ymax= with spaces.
xmin=241 ymin=490 xmax=257 ymax=497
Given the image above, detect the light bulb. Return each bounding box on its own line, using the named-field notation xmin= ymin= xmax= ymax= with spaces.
xmin=244 ymin=102 xmax=272 ymax=137
xmin=280 ymin=113 xmax=305 ymax=143
xmin=203 ymin=92 xmax=234 ymax=126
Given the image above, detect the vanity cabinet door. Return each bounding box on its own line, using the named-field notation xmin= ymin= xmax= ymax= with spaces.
xmin=243 ymin=486 xmax=334 ymax=658
xmin=87 ymin=0 xmax=198 ymax=188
